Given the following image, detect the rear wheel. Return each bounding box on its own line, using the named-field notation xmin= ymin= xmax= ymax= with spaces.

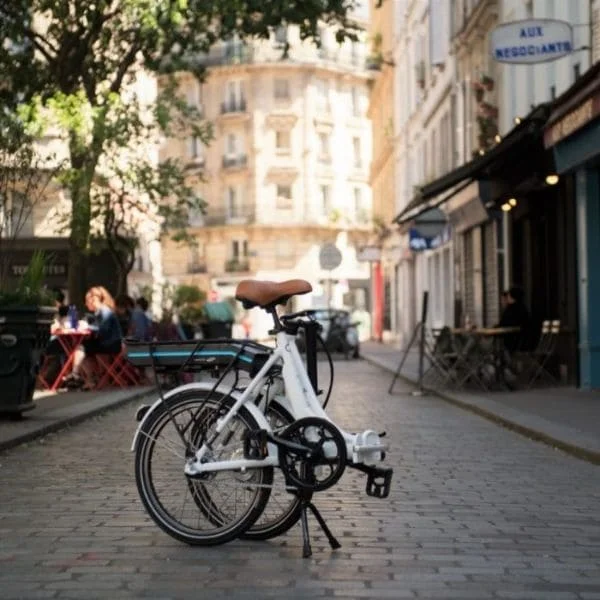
xmin=134 ymin=389 xmax=272 ymax=546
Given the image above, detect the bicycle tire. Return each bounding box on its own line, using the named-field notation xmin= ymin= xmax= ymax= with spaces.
xmin=241 ymin=401 xmax=312 ymax=541
xmin=134 ymin=389 xmax=273 ymax=546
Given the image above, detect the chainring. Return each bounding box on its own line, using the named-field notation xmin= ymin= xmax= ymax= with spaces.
xmin=278 ymin=416 xmax=347 ymax=492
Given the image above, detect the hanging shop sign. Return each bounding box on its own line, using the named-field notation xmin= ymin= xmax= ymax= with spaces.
xmin=490 ymin=19 xmax=573 ymax=64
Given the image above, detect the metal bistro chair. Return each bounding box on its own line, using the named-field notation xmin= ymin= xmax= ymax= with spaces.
xmin=423 ymin=326 xmax=463 ymax=388
xmin=516 ymin=320 xmax=560 ymax=388
xmin=449 ymin=328 xmax=495 ymax=391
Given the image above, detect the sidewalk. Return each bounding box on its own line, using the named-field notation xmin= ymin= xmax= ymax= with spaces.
xmin=0 ymin=386 xmax=154 ymax=452
xmin=360 ymin=340 xmax=600 ymax=464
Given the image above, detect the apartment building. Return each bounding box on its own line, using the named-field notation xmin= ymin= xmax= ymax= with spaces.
xmin=161 ymin=10 xmax=375 ymax=337
xmin=368 ymin=0 xmax=396 ymax=341
xmin=368 ymin=0 xmax=455 ymax=345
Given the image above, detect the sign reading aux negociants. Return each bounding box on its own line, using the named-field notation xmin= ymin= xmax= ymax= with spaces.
xmin=491 ymin=19 xmax=573 ymax=64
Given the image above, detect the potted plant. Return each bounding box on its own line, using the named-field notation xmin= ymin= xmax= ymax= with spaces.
xmin=0 ymin=251 xmax=56 ymax=416
xmin=0 ymin=115 xmax=61 ymax=416
xmin=472 ymin=81 xmax=485 ymax=102
xmin=480 ymin=74 xmax=494 ymax=91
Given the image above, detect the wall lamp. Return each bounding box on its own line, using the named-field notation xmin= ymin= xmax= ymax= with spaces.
xmin=501 ymin=198 xmax=518 ymax=212
xmin=545 ymin=174 xmax=560 ymax=185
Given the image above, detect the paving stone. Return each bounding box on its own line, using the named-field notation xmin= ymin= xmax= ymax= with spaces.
xmin=0 ymin=361 xmax=599 ymax=599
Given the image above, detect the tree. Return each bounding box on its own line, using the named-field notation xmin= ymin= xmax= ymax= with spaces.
xmin=0 ymin=0 xmax=361 ymax=306
xmin=0 ymin=113 xmax=63 ymax=295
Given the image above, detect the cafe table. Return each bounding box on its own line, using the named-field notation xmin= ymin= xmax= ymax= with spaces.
xmin=452 ymin=326 xmax=521 ymax=388
xmin=39 ymin=328 xmax=92 ymax=391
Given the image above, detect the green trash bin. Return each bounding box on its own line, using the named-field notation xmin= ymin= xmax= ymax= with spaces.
xmin=0 ymin=307 xmax=54 ymax=415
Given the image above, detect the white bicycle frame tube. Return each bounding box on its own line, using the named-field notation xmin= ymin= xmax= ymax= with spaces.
xmin=185 ymin=330 xmax=385 ymax=476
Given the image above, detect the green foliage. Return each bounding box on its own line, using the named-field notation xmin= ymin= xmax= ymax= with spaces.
xmin=0 ymin=0 xmax=360 ymax=302
xmin=0 ymin=110 xmax=64 ymax=302
xmin=173 ymin=283 xmax=206 ymax=324
xmin=0 ymin=251 xmax=56 ymax=307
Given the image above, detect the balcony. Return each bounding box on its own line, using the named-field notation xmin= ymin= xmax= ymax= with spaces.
xmin=187 ymin=261 xmax=208 ymax=274
xmin=192 ymin=43 xmax=254 ymax=68
xmin=202 ymin=205 xmax=255 ymax=226
xmin=184 ymin=155 xmax=206 ymax=173
xmin=222 ymin=154 xmax=248 ymax=170
xmin=220 ymin=99 xmax=247 ymax=115
xmin=225 ymin=258 xmax=250 ymax=273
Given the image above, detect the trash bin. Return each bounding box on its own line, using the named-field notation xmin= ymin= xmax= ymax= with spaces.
xmin=0 ymin=307 xmax=54 ymax=415
xmin=201 ymin=302 xmax=234 ymax=339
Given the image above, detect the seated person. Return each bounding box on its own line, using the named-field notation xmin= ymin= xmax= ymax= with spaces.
xmin=115 ymin=294 xmax=135 ymax=338
xmin=129 ymin=297 xmax=152 ymax=341
xmin=497 ymin=286 xmax=532 ymax=353
xmin=43 ymin=305 xmax=70 ymax=383
xmin=64 ymin=286 xmax=122 ymax=388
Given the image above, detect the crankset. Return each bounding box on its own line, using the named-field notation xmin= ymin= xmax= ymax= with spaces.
xmin=278 ymin=417 xmax=347 ymax=492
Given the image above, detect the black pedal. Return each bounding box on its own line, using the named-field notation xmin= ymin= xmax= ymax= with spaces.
xmin=243 ymin=429 xmax=269 ymax=459
xmin=366 ymin=467 xmax=393 ymax=499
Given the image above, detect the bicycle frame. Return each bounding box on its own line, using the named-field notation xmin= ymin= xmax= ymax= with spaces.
xmin=182 ymin=330 xmax=386 ymax=478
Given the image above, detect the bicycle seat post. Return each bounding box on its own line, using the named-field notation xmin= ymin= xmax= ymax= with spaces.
xmin=303 ymin=319 xmax=319 ymax=395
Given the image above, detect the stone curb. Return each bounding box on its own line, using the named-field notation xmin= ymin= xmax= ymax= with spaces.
xmin=0 ymin=387 xmax=154 ymax=453
xmin=362 ymin=354 xmax=600 ymax=466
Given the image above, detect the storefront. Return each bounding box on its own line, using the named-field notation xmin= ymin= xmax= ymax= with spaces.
xmin=396 ymin=103 xmax=579 ymax=382
xmin=1 ymin=238 xmax=121 ymax=298
xmin=544 ymin=62 xmax=600 ymax=389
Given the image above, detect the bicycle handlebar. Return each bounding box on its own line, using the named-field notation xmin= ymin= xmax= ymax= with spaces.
xmin=280 ymin=309 xmax=317 ymax=321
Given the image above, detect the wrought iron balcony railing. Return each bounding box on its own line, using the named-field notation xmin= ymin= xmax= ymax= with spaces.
xmin=222 ymin=154 xmax=248 ymax=169
xmin=225 ymin=258 xmax=250 ymax=273
xmin=220 ymin=99 xmax=247 ymax=114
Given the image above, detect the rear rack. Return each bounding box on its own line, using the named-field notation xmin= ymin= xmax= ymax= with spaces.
xmin=124 ymin=338 xmax=274 ymax=377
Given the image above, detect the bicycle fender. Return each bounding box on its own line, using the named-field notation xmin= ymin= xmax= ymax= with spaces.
xmin=130 ymin=382 xmax=271 ymax=452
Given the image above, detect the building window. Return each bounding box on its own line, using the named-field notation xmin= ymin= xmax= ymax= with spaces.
xmin=231 ymin=240 xmax=248 ymax=258
xmin=320 ymin=184 xmax=331 ymax=215
xmin=352 ymin=137 xmax=362 ymax=169
xmin=274 ymin=25 xmax=288 ymax=46
xmin=187 ymin=81 xmax=202 ymax=110
xmin=276 ymin=184 xmax=293 ymax=209
xmin=0 ymin=191 xmax=34 ymax=238
xmin=224 ymin=80 xmax=245 ymax=112
xmin=275 ymin=130 xmax=291 ymax=151
xmin=226 ymin=185 xmax=242 ymax=219
xmin=351 ymin=87 xmax=360 ymax=117
xmin=574 ymin=62 xmax=581 ymax=80
xmin=226 ymin=133 xmax=237 ymax=156
xmin=318 ymin=132 xmax=331 ymax=163
xmin=274 ymin=78 xmax=290 ymax=100
xmin=353 ymin=187 xmax=365 ymax=222
xmin=188 ymin=136 xmax=203 ymax=159
xmin=316 ymin=78 xmax=330 ymax=112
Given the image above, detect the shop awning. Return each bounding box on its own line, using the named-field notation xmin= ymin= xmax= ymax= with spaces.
xmin=544 ymin=61 xmax=600 ymax=149
xmin=394 ymin=104 xmax=552 ymax=225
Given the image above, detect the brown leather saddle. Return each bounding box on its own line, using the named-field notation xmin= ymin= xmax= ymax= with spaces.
xmin=235 ymin=279 xmax=312 ymax=309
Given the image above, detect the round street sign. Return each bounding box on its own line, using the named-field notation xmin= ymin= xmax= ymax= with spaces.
xmin=319 ymin=243 xmax=343 ymax=271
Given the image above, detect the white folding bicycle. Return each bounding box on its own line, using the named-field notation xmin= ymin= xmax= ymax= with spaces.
xmin=129 ymin=279 xmax=393 ymax=557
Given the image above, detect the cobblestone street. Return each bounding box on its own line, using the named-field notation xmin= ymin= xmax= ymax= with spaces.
xmin=1 ymin=360 xmax=599 ymax=600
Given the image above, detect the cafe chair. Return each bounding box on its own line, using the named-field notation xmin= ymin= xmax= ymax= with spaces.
xmin=518 ymin=320 xmax=561 ymax=388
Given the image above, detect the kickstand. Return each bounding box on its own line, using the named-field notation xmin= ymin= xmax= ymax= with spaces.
xmin=297 ymin=492 xmax=341 ymax=558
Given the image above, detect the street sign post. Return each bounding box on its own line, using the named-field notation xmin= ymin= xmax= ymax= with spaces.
xmin=319 ymin=244 xmax=342 ymax=307
xmin=319 ymin=243 xmax=343 ymax=271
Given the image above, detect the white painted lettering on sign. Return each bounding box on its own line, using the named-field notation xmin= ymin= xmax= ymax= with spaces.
xmin=491 ymin=19 xmax=573 ymax=64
